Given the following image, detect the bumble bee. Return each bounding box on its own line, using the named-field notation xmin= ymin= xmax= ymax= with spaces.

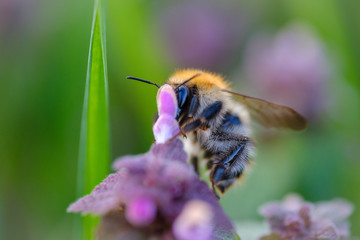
xmin=127 ymin=69 xmax=306 ymax=194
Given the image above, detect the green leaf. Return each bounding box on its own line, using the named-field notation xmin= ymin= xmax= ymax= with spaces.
xmin=284 ymin=0 xmax=360 ymax=92
xmin=75 ymin=0 xmax=109 ymax=239
xmin=234 ymin=232 xmax=241 ymax=240
xmin=259 ymin=233 xmax=282 ymax=240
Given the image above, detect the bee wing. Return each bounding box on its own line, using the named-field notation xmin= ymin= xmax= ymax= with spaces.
xmin=221 ymin=89 xmax=307 ymax=130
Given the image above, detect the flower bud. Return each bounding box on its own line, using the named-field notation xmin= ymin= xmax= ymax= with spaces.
xmin=125 ymin=196 xmax=157 ymax=227
xmin=173 ymin=200 xmax=214 ymax=240
xmin=153 ymin=84 xmax=180 ymax=143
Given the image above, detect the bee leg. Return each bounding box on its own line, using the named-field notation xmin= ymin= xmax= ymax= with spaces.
xmin=190 ymin=155 xmax=199 ymax=174
xmin=211 ymin=181 xmax=220 ymax=199
xmin=211 ymin=137 xmax=249 ymax=193
xmin=187 ymin=93 xmax=200 ymax=118
xmin=182 ymin=119 xmax=203 ymax=132
xmin=179 ymin=94 xmax=200 ymax=127
xmin=168 ymin=101 xmax=222 ymax=141
xmin=182 ymin=101 xmax=223 ymax=133
xmin=179 ymin=128 xmax=187 ymax=138
xmin=152 ymin=112 xmax=159 ymax=126
xmin=167 ymin=119 xmax=202 ymax=142
xmin=199 ymin=101 xmax=222 ymax=123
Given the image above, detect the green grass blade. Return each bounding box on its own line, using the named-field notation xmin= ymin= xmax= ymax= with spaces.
xmin=76 ymin=0 xmax=109 ymax=239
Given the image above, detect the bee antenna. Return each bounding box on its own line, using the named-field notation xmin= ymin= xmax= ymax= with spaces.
xmin=126 ymin=76 xmax=160 ymax=88
xmin=175 ymin=73 xmax=201 ymax=90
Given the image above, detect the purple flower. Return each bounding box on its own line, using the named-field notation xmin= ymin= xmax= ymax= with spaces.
xmin=259 ymin=194 xmax=354 ymax=240
xmin=68 ymin=140 xmax=234 ymax=239
xmin=153 ymin=84 xmax=180 ymax=144
xmin=244 ymin=23 xmax=330 ymax=121
xmin=125 ymin=196 xmax=157 ymax=227
xmin=173 ymin=200 xmax=214 ymax=240
xmin=68 ymin=84 xmax=235 ymax=239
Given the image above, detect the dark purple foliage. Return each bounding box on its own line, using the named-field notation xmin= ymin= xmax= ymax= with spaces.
xmin=68 ymin=83 xmax=235 ymax=239
xmin=259 ymin=194 xmax=354 ymax=240
xmin=68 ymin=140 xmax=235 ymax=240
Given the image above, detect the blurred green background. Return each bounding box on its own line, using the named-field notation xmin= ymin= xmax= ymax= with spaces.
xmin=0 ymin=0 xmax=359 ymax=239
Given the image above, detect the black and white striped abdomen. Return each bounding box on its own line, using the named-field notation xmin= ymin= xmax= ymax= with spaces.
xmin=201 ymin=111 xmax=255 ymax=192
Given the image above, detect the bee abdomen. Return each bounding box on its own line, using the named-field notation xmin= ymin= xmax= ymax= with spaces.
xmin=206 ymin=112 xmax=254 ymax=193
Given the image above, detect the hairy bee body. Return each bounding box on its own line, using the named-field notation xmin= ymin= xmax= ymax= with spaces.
xmin=183 ymin=110 xmax=255 ymax=193
xmin=128 ymin=69 xmax=306 ymax=194
xmin=167 ymin=70 xmax=255 ymax=193
xmin=164 ymin=69 xmax=306 ymax=194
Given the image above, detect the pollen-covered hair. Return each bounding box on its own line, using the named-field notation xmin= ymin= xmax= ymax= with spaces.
xmin=167 ymin=69 xmax=230 ymax=90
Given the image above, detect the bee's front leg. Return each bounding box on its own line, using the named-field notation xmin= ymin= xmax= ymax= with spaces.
xmin=182 ymin=101 xmax=223 ymax=133
xmin=169 ymin=101 xmax=223 ymax=142
xmin=179 ymin=93 xmax=200 ymax=126
xmin=190 ymin=155 xmax=199 ymax=174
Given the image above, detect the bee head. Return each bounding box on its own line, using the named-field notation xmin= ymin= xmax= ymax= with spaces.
xmin=174 ymin=73 xmax=201 ymax=120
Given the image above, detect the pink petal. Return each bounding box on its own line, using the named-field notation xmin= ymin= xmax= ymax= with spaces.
xmin=312 ymin=219 xmax=338 ymax=240
xmin=153 ymin=84 xmax=180 ymax=143
xmin=67 ymin=173 xmax=123 ymax=215
xmin=157 ymin=84 xmax=178 ymax=117
xmin=153 ymin=115 xmax=180 ymax=144
xmin=173 ymin=200 xmax=213 ymax=240
xmin=125 ymin=196 xmax=157 ymax=227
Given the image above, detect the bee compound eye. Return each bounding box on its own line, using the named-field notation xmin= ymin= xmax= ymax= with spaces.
xmin=176 ymin=86 xmax=189 ymax=108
